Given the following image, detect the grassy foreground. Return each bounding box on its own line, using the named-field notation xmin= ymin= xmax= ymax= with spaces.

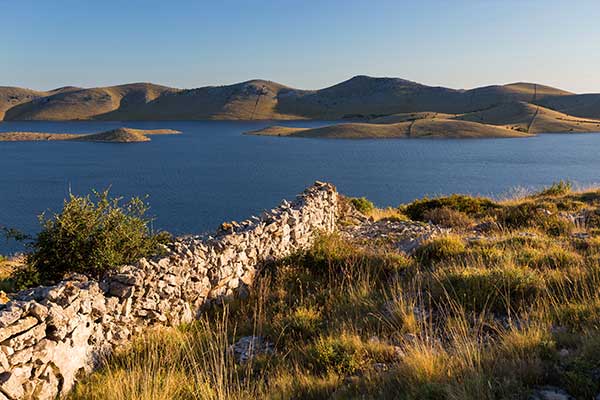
xmin=70 ymin=183 xmax=600 ymax=400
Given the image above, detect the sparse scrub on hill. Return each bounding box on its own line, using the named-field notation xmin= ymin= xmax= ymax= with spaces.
xmin=72 ymin=187 xmax=600 ymax=400
xmin=537 ymin=180 xmax=573 ymax=197
xmin=422 ymin=206 xmax=474 ymax=229
xmin=402 ymin=194 xmax=499 ymax=221
xmin=350 ymin=197 xmax=375 ymax=214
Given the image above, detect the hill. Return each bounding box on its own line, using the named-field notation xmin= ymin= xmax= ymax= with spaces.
xmin=0 ymin=87 xmax=46 ymax=120
xmin=275 ymin=77 xmax=574 ymax=120
xmin=118 ymin=80 xmax=298 ymax=120
xmin=3 ymin=83 xmax=179 ymax=120
xmin=457 ymin=101 xmax=600 ymax=133
xmin=0 ymin=127 xmax=181 ymax=142
xmin=536 ymin=93 xmax=600 ymax=119
xmin=0 ymin=76 xmax=581 ymax=124
xmin=248 ymin=119 xmax=530 ymax=139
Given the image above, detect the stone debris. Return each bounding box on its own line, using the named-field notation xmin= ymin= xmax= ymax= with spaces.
xmin=0 ymin=182 xmax=338 ymax=400
xmin=230 ymin=336 xmax=274 ymax=363
xmin=339 ymin=218 xmax=447 ymax=254
xmin=529 ymin=386 xmax=575 ymax=400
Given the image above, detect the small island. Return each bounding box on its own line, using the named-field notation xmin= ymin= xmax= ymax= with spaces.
xmin=0 ymin=127 xmax=182 ymax=143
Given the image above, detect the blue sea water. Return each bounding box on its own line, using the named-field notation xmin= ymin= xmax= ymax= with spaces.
xmin=1 ymin=120 xmax=600 ymax=253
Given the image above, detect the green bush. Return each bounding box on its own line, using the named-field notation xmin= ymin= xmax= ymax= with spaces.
xmin=498 ymin=202 xmax=573 ymax=236
xmin=537 ymin=180 xmax=573 ymax=197
xmin=28 ymin=190 xmax=169 ymax=282
xmin=422 ymin=207 xmax=474 ymax=229
xmin=284 ymin=307 xmax=323 ymax=340
xmin=350 ymin=197 xmax=375 ymax=214
xmin=308 ymin=335 xmax=365 ymax=375
xmin=403 ymin=194 xmax=499 ymax=221
xmin=415 ymin=235 xmax=466 ymax=267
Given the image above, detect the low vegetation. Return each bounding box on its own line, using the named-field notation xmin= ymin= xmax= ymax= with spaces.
xmin=1 ymin=190 xmax=168 ymax=290
xmin=66 ymin=181 xmax=600 ymax=399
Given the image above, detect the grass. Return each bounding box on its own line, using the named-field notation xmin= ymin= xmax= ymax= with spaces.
xmin=66 ymin=186 xmax=600 ymax=399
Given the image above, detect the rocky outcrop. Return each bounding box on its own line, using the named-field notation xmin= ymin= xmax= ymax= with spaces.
xmin=0 ymin=182 xmax=338 ymax=399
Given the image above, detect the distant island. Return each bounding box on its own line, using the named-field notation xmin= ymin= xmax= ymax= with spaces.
xmin=0 ymin=127 xmax=181 ymax=143
xmin=2 ymin=75 xmax=600 ymax=138
xmin=247 ymin=101 xmax=600 ymax=139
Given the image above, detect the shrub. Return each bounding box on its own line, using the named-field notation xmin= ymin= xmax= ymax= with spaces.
xmin=537 ymin=180 xmax=572 ymax=197
xmin=432 ymin=266 xmax=544 ymax=313
xmin=402 ymin=194 xmax=499 ymax=221
xmin=301 ymin=234 xmax=410 ymax=277
xmin=498 ymin=202 xmax=573 ymax=236
xmin=553 ymin=301 xmax=600 ymax=330
xmin=350 ymin=197 xmax=375 ymax=214
xmin=284 ymin=307 xmax=323 ymax=340
xmin=415 ymin=235 xmax=466 ymax=267
xmin=28 ymin=190 xmax=169 ymax=282
xmin=531 ymin=248 xmax=582 ymax=270
xmin=422 ymin=207 xmax=474 ymax=229
xmin=308 ymin=334 xmax=366 ymax=375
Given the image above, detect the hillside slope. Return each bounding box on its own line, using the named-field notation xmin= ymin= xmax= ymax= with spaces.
xmin=536 ymin=93 xmax=600 ymax=119
xmin=117 ymin=80 xmax=298 ymax=120
xmin=248 ymin=119 xmax=529 ymax=139
xmin=4 ymin=83 xmax=179 ymax=120
xmin=1 ymin=76 xmax=579 ymax=123
xmin=457 ymin=101 xmax=600 ymax=133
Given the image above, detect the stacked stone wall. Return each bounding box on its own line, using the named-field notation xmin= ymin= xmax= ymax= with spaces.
xmin=0 ymin=182 xmax=338 ymax=399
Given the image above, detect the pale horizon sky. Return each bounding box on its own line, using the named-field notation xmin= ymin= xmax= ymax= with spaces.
xmin=2 ymin=0 xmax=600 ymax=93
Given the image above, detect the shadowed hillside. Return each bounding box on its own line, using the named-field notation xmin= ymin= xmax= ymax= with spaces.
xmin=536 ymin=93 xmax=600 ymax=119
xmin=457 ymin=101 xmax=600 ymax=133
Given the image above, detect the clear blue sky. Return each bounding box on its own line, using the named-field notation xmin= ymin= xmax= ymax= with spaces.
xmin=2 ymin=0 xmax=599 ymax=92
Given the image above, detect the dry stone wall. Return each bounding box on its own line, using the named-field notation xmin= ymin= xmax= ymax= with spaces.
xmin=0 ymin=182 xmax=338 ymax=400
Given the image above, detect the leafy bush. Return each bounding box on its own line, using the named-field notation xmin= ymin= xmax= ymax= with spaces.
xmin=403 ymin=194 xmax=499 ymax=221
xmin=422 ymin=207 xmax=474 ymax=229
xmin=308 ymin=334 xmax=366 ymax=375
xmin=284 ymin=307 xmax=323 ymax=339
xmin=28 ymin=190 xmax=169 ymax=282
xmin=537 ymin=180 xmax=573 ymax=197
xmin=350 ymin=197 xmax=375 ymax=214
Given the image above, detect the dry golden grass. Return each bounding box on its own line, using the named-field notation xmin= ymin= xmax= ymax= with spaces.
xmin=68 ymin=185 xmax=600 ymax=399
xmin=247 ymin=119 xmax=529 ymax=139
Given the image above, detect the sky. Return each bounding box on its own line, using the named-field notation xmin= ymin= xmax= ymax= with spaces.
xmin=2 ymin=0 xmax=599 ymax=93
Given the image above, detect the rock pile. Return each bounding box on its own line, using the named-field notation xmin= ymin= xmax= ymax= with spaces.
xmin=339 ymin=218 xmax=448 ymax=254
xmin=0 ymin=182 xmax=338 ymax=400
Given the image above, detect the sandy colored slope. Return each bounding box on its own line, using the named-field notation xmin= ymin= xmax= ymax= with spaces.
xmin=536 ymin=94 xmax=600 ymax=119
xmin=122 ymin=80 xmax=299 ymax=120
xmin=0 ymin=127 xmax=181 ymax=142
xmin=457 ymin=101 xmax=600 ymax=133
xmin=4 ymin=83 xmax=179 ymax=120
xmin=0 ymin=87 xmax=47 ymax=120
xmin=370 ymin=112 xmax=456 ymax=124
xmin=275 ymin=76 xmax=573 ymax=119
xmin=1 ymin=76 xmax=574 ymax=121
xmin=247 ymin=119 xmax=529 ymax=139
